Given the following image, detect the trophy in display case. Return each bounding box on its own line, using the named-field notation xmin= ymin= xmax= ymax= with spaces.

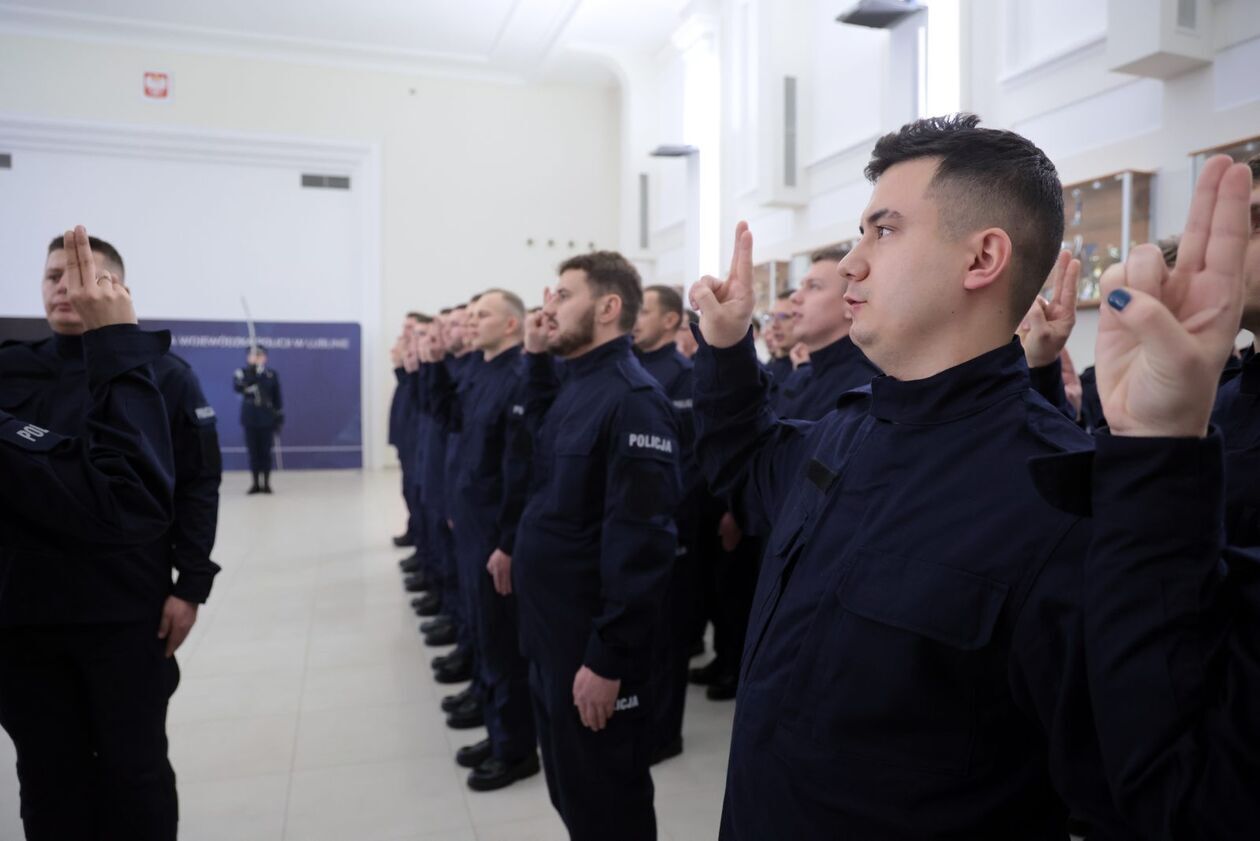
xmin=1057 ymin=170 xmax=1153 ymax=308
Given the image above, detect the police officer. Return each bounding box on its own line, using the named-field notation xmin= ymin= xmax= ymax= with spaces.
xmin=689 ymin=116 xmax=1141 ymax=839
xmin=421 ymin=289 xmax=540 ymax=790
xmin=423 ymin=306 xmax=481 ymax=685
xmin=515 ymin=252 xmax=680 ymax=840
xmin=633 ymin=284 xmax=699 ymax=763
xmin=776 ymin=245 xmax=881 ymax=420
xmin=764 ymin=291 xmax=795 ymax=390
xmin=234 ymin=344 xmax=283 ymax=494
xmin=0 ymin=226 xmax=210 ymax=841
xmin=1046 ymin=153 xmax=1260 ymax=837
xmin=1209 ymin=154 xmax=1260 ymax=548
xmin=393 ymin=312 xmax=428 ymax=554
xmin=0 ymin=227 xmax=173 ymax=547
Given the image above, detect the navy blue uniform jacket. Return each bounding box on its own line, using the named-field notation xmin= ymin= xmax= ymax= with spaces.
xmin=513 ymin=336 xmax=681 ymax=683
xmin=773 ymin=335 xmax=880 ymax=421
xmin=234 ymin=364 xmax=283 ymax=429
xmin=1040 ymin=430 xmax=1260 ymax=839
xmin=0 ymin=326 xmax=178 ymax=623
xmin=694 ymin=331 xmax=1136 ymax=840
xmin=0 ymin=328 xmax=222 ymax=620
xmin=1211 ymin=345 xmax=1259 ymax=546
xmin=422 ymin=346 xmax=529 ymax=553
xmin=634 ymin=344 xmax=700 ymax=499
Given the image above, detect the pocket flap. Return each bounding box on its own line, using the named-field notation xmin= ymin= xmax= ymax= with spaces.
xmin=838 ymin=548 xmax=1008 ymax=651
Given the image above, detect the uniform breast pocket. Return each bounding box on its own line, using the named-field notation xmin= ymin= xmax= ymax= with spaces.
xmin=550 ymin=432 xmax=603 ymax=521
xmin=783 ymin=547 xmax=1009 ymax=777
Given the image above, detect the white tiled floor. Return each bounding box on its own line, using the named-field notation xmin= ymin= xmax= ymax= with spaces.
xmin=0 ymin=469 xmax=734 ymax=840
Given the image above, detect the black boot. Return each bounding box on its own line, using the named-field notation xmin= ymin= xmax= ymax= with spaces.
xmin=441 ymin=685 xmax=476 ymax=714
xmin=688 ymin=658 xmax=726 ymax=686
xmin=456 ymin=738 xmax=493 ymax=769
xmin=420 ymin=616 xmax=453 ymax=635
xmin=405 ymin=573 xmax=433 ymax=594
xmin=398 ymin=554 xmax=424 ymax=574
xmin=262 ymin=471 xmax=273 ymax=494
xmin=392 ymin=532 xmax=414 ymax=548
xmin=247 ymin=472 xmax=261 ymax=495
xmin=424 ymin=623 xmax=458 ymax=647
xmin=706 ymin=673 xmax=739 ymax=701
xmin=445 ymin=695 xmax=484 ymax=729
xmin=413 ymin=592 xmax=442 ymax=616
xmin=467 ymin=754 xmax=541 ymax=792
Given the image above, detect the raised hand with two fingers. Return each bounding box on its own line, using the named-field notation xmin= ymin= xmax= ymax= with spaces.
xmin=1095 ymin=155 xmax=1253 ymax=438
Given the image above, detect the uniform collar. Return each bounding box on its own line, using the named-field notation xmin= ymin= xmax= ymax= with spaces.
xmin=869 ymin=338 xmax=1029 ymax=425
xmin=565 ymin=334 xmax=633 ymax=378
xmin=809 ymin=335 xmax=865 ymax=376
xmin=483 ymin=343 xmax=523 ymax=369
xmin=51 ymin=331 xmax=84 ymax=360
xmin=635 ymin=343 xmax=679 ymax=365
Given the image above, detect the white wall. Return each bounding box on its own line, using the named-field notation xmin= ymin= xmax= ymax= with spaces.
xmin=0 ymin=33 xmax=622 ymax=467
xmin=625 ymin=0 xmax=1260 ymax=368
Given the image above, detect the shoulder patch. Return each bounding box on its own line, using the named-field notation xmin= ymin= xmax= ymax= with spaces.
xmin=195 ymin=406 xmax=216 ymax=421
xmin=0 ymin=417 xmax=66 ymax=452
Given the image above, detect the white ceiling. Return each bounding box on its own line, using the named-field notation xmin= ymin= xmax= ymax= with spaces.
xmin=0 ymin=0 xmax=689 ymax=84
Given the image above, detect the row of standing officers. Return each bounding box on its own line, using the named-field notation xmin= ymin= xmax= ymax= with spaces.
xmin=387 ymin=120 xmax=1260 ymax=841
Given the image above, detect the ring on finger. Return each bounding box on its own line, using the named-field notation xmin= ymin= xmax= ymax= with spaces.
xmin=96 ymin=273 xmax=112 ymax=284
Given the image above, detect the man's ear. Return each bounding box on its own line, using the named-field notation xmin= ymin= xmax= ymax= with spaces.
xmin=599 ymin=294 xmax=623 ymax=326
xmin=962 ymin=228 xmax=1012 ymax=292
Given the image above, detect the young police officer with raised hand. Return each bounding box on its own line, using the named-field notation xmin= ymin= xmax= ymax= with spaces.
xmin=1066 ymin=153 xmax=1259 ymax=839
xmin=0 ymin=226 xmax=174 ymax=543
xmin=513 ymin=252 xmax=680 ymax=841
xmin=0 ymin=227 xmax=183 ymax=841
xmin=689 ymin=115 xmax=1143 ymax=840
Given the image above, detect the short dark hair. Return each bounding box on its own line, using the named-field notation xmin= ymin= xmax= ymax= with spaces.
xmin=406 ymin=311 xmax=424 ymax=321
xmin=865 ymin=113 xmax=1064 ymax=318
xmin=810 ymin=245 xmax=850 ymax=263
xmin=1248 ymin=154 xmax=1260 ymax=182
xmin=480 ymin=288 xmax=526 ymax=320
xmin=685 ymin=309 xmax=699 ymax=326
xmin=250 ymin=345 xmax=268 ymax=355
xmin=644 ymin=284 xmax=684 ymax=323
xmin=558 ymin=250 xmax=643 ymax=332
xmin=439 ymin=307 xmax=453 ymax=316
xmin=48 ymin=234 xmax=126 ymax=278
xmin=413 ymin=313 xmax=434 ymax=324
xmin=776 ymin=289 xmax=794 ymax=301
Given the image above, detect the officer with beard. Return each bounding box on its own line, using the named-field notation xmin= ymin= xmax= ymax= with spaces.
xmin=514 ymin=252 xmax=681 ymax=840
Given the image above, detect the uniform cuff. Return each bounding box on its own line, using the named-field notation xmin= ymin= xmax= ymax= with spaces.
xmin=1091 ymin=431 xmax=1224 ymax=551
xmin=583 ymin=632 xmax=630 ymax=681
xmin=82 ymin=326 xmax=171 ymax=390
xmin=171 ymin=570 xmax=217 ymax=604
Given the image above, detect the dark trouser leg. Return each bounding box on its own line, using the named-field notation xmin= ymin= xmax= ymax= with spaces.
xmin=83 ymin=623 xmax=180 ymax=841
xmin=714 ymin=535 xmax=762 ymax=676
xmin=529 ymin=662 xmax=656 ymax=841
xmin=245 ymin=427 xmax=273 ymax=475
xmin=654 ymin=518 xmax=698 ymax=750
xmin=0 ymin=628 xmax=95 ymax=841
xmin=474 ymin=559 xmax=536 ymax=762
xmin=0 ymin=623 xmax=179 ymax=841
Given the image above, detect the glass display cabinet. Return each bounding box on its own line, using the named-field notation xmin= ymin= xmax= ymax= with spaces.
xmin=1059 ymin=170 xmax=1153 ymax=308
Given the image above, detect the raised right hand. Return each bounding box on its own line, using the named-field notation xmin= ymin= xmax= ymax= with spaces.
xmin=64 ymin=226 xmax=137 ymax=330
xmin=524 ymin=289 xmax=551 ymax=354
xmin=689 ymin=221 xmax=755 ymax=348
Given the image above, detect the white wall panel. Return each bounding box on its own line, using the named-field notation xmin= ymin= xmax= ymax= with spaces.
xmin=1013 ymin=78 xmax=1163 ymax=163
xmin=810 ymin=0 xmax=886 ymax=165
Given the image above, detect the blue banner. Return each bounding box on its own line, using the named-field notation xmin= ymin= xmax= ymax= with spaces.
xmin=1 ymin=317 xmax=362 ymax=470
